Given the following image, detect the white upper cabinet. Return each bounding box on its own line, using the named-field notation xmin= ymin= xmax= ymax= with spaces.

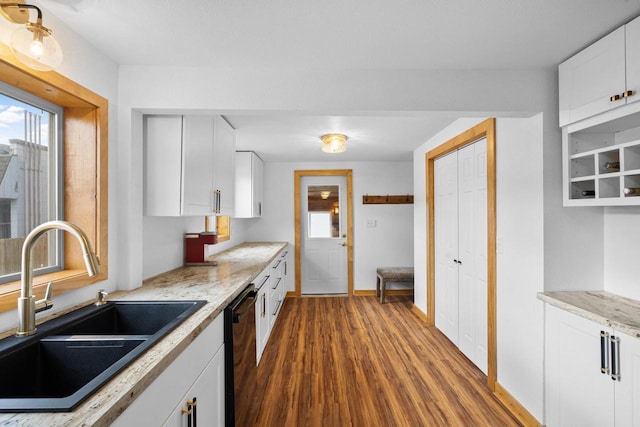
xmin=144 ymin=115 xmax=184 ymax=216
xmin=626 ymin=16 xmax=640 ymax=108
xmin=213 ymin=116 xmax=235 ymax=217
xmin=144 ymin=115 xmax=236 ymax=217
xmin=234 ymin=151 xmax=264 ymax=218
xmin=559 ymin=16 xmax=640 ymax=127
xmin=182 ymin=116 xmax=216 ymax=216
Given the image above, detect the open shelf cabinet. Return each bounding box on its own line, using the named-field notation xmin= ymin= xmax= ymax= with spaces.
xmin=564 ymin=109 xmax=640 ymax=206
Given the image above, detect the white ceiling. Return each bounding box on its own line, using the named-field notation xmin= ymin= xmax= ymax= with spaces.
xmin=37 ymin=0 xmax=640 ymax=161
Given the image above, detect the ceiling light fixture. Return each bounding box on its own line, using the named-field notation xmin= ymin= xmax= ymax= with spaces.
xmin=0 ymin=0 xmax=63 ymax=71
xmin=320 ymin=191 xmax=331 ymax=199
xmin=320 ymin=133 xmax=348 ymax=154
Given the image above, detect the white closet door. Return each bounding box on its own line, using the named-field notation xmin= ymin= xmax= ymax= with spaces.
xmin=457 ymin=138 xmax=488 ymax=374
xmin=434 ymin=150 xmax=459 ymax=344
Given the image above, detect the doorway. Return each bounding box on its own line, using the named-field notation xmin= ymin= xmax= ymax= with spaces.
xmin=294 ymin=170 xmax=353 ymax=296
xmin=426 ymin=118 xmax=497 ymax=390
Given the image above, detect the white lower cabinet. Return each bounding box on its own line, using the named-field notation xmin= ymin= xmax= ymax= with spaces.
xmin=255 ymin=268 xmax=271 ymax=364
xmin=255 ymin=246 xmax=289 ymax=364
xmin=163 ymin=345 xmax=224 ymax=426
xmin=112 ymin=314 xmax=225 ymax=426
xmin=545 ymin=304 xmax=640 ymax=427
xmin=269 ymin=258 xmax=284 ymax=328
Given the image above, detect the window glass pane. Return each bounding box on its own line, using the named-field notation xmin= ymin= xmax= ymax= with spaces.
xmin=307 ymin=185 xmax=340 ymax=238
xmin=0 ymin=87 xmax=62 ymax=283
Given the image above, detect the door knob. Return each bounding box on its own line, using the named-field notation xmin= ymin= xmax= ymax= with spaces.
xmin=340 ymin=242 xmax=347 ymax=246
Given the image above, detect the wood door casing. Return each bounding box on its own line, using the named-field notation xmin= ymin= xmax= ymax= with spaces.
xmin=294 ymin=170 xmax=353 ymax=297
xmin=426 ymin=118 xmax=496 ymax=388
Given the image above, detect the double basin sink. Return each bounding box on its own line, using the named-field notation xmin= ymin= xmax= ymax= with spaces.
xmin=0 ymin=300 xmax=206 ymax=412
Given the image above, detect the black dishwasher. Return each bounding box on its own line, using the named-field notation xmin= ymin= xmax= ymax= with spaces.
xmin=224 ymin=284 xmax=258 ymax=427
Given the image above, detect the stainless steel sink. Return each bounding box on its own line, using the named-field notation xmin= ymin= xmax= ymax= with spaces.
xmin=0 ymin=300 xmax=206 ymax=412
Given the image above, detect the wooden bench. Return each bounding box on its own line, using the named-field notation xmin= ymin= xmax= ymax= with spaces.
xmin=376 ymin=267 xmax=414 ymax=304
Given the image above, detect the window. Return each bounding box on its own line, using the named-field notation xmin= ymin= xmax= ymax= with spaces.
xmin=0 ymin=200 xmax=10 ymax=238
xmin=0 ymin=53 xmax=108 ymax=314
xmin=215 ymin=216 xmax=230 ymax=242
xmin=0 ymin=84 xmax=63 ymax=283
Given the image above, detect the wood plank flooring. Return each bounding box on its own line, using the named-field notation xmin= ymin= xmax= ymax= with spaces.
xmin=253 ymin=295 xmax=521 ymax=426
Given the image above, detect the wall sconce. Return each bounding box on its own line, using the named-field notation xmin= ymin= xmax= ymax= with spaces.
xmin=321 ymin=133 xmax=348 ymax=154
xmin=0 ymin=1 xmax=63 ymax=71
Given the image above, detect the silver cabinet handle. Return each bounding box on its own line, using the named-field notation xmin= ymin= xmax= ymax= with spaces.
xmin=600 ymin=331 xmax=610 ymax=375
xmin=611 ymin=335 xmax=621 ymax=381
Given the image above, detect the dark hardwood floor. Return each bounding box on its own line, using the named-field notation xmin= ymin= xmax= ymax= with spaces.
xmin=253 ymin=295 xmax=521 ymax=426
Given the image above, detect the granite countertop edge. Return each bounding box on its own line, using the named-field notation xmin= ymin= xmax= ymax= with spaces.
xmin=538 ymin=291 xmax=640 ymax=339
xmin=0 ymin=241 xmax=287 ymax=427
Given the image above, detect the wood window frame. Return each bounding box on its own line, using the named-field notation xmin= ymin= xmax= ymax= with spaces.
xmin=216 ymin=216 xmax=230 ymax=243
xmin=0 ymin=44 xmax=108 ymax=313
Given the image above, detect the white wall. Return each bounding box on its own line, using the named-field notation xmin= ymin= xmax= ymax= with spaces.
xmin=245 ymin=161 xmax=414 ymax=292
xmin=0 ymin=6 xmax=120 ymax=330
xmin=604 ymin=206 xmax=640 ymax=300
xmin=142 ymin=216 xmax=250 ymax=279
xmin=413 ymin=116 xmax=545 ymax=421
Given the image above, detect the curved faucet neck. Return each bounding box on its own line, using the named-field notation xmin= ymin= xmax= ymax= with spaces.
xmin=17 ymin=220 xmax=100 ymax=337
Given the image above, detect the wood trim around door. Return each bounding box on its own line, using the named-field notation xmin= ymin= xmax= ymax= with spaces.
xmin=294 ymin=169 xmax=354 ymax=297
xmin=425 ymin=118 xmax=497 ymax=391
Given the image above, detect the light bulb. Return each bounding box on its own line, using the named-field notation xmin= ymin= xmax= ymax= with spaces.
xmin=9 ymin=23 xmax=63 ymax=71
xmin=30 ymin=39 xmax=44 ymax=59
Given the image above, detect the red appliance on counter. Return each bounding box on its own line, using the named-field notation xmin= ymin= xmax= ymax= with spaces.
xmin=184 ymin=232 xmax=218 ymax=266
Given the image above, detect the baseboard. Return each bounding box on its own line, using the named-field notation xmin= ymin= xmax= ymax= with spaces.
xmin=411 ymin=304 xmax=429 ymax=322
xmin=352 ymin=289 xmax=414 ymax=297
xmin=494 ymin=382 xmax=541 ymax=427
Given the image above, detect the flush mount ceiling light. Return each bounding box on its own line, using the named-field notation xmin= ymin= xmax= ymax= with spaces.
xmin=320 ymin=191 xmax=331 ymax=199
xmin=320 ymin=133 xmax=348 ymax=154
xmin=0 ymin=0 xmax=63 ymax=71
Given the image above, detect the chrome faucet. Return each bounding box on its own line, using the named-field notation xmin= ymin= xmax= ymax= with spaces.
xmin=16 ymin=220 xmax=101 ymax=337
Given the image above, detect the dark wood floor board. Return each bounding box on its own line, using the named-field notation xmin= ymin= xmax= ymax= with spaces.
xmin=254 ymin=295 xmax=521 ymax=426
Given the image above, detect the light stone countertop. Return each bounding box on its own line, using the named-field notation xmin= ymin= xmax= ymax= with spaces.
xmin=538 ymin=291 xmax=640 ymax=339
xmin=0 ymin=241 xmax=287 ymax=427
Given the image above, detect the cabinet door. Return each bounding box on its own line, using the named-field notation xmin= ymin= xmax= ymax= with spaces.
xmin=182 ymin=116 xmax=215 ymax=216
xmin=255 ymin=270 xmax=271 ymax=364
xmin=144 ymin=115 xmax=183 ymax=216
xmin=163 ymin=344 xmax=225 ymax=427
xmin=626 ymin=16 xmax=640 ymax=107
xmin=559 ymin=26 xmax=626 ymax=126
xmin=234 ymin=151 xmax=263 ymax=218
xmin=213 ymin=116 xmax=235 ymax=216
xmin=614 ymin=329 xmax=640 ymax=427
xmin=253 ymin=153 xmax=264 ymax=217
xmin=234 ymin=151 xmax=253 ymax=218
xmin=112 ymin=314 xmax=224 ymax=426
xmin=545 ymin=305 xmax=615 ymax=427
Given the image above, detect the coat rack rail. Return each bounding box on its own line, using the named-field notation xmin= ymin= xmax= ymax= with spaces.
xmin=362 ymin=194 xmax=414 ymax=205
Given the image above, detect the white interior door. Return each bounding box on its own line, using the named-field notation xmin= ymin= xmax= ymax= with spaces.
xmin=301 ymin=176 xmax=348 ymax=294
xmin=434 ymin=138 xmax=488 ymax=374
xmin=435 ymin=150 xmax=459 ymax=343
xmin=457 ymin=138 xmax=488 ymax=374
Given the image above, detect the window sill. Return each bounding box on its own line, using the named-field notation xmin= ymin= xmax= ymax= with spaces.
xmin=0 ymin=270 xmax=107 ymax=314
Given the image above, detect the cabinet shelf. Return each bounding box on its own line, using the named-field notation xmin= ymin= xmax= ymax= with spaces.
xmin=565 ymin=130 xmax=640 ymax=205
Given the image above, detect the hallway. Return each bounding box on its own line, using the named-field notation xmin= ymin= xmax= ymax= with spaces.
xmin=254 ymin=295 xmax=521 ymax=426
